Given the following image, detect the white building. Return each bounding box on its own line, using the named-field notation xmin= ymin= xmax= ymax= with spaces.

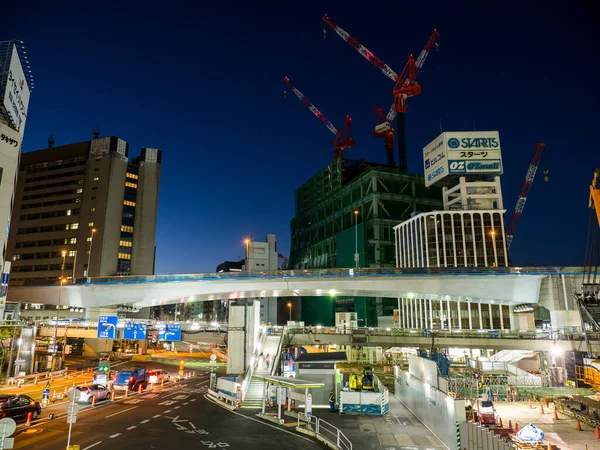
xmin=0 ymin=41 xmax=33 ymax=318
xmin=246 ymin=234 xmax=279 ymax=324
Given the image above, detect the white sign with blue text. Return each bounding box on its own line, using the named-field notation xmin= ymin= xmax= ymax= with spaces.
xmin=97 ymin=316 xmax=119 ymax=339
xmin=423 ymin=131 xmax=502 ymax=187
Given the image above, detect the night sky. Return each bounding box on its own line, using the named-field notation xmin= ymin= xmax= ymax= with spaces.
xmin=5 ymin=1 xmax=599 ymax=273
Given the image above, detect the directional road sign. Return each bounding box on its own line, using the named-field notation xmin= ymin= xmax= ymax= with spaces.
xmin=159 ymin=323 xmax=181 ymax=341
xmin=0 ymin=417 xmax=16 ymax=438
xmin=124 ymin=322 xmax=147 ymax=340
xmin=67 ymin=389 xmax=79 ymax=402
xmin=97 ymin=315 xmax=119 ymax=339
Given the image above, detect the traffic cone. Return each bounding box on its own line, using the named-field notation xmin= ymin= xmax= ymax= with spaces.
xmin=596 ymin=425 xmax=600 ymax=439
xmin=515 ymin=422 xmax=519 ymax=433
xmin=508 ymin=420 xmax=513 ymax=430
xmin=577 ymin=419 xmax=582 ymax=431
xmin=26 ymin=412 xmax=33 ymax=426
xmin=138 ymin=384 xmax=143 ymax=393
xmin=529 ymin=399 xmax=532 ymax=409
xmin=284 ymin=399 xmax=288 ymax=409
xmin=540 ymin=403 xmax=545 ymax=414
xmin=553 ymin=409 xmax=558 ymax=420
xmin=125 ymin=388 xmax=128 ymax=398
xmin=92 ymin=395 xmax=97 ymax=407
xmin=547 ymin=441 xmax=552 ymax=450
xmin=291 ymin=400 xmax=295 ymax=409
xmin=499 ymin=417 xmax=503 ymax=428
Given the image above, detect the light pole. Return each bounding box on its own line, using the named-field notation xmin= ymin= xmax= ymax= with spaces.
xmin=354 ymin=210 xmax=359 ymax=269
xmin=86 ymin=228 xmax=97 ymax=282
xmin=287 ymin=302 xmax=292 ymax=322
xmin=51 ymin=251 xmax=67 ymax=371
xmin=244 ymin=238 xmax=250 ymax=271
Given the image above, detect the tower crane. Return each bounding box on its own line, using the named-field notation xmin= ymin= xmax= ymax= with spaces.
xmin=372 ymin=106 xmax=396 ymax=163
xmin=323 ymin=15 xmax=438 ymax=171
xmin=284 ymin=76 xmax=355 ymax=160
xmin=505 ymin=143 xmax=546 ymax=250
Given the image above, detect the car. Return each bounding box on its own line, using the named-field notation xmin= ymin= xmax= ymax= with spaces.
xmin=71 ymin=385 xmax=111 ymax=404
xmin=0 ymin=395 xmax=42 ymax=421
xmin=147 ymin=370 xmax=170 ymax=384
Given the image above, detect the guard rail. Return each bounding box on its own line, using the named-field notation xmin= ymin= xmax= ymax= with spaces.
xmin=298 ymin=413 xmax=352 ymax=450
xmin=6 ymin=368 xmax=69 ymax=386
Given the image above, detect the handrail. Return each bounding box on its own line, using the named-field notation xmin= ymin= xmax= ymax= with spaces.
xmin=270 ymin=326 xmax=286 ymax=377
xmin=241 ymin=330 xmax=268 ymax=401
xmin=15 ymin=265 xmax=589 ymax=287
xmin=6 ymin=368 xmax=69 ymax=386
xmin=298 ymin=413 xmax=352 ymax=450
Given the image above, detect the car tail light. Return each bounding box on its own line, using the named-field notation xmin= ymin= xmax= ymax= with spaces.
xmin=130 ymin=376 xmax=134 ymax=382
xmin=84 ymin=387 xmax=90 ymax=394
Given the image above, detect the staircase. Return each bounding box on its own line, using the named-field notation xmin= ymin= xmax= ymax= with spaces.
xmin=489 ymin=349 xmax=537 ymax=363
xmin=242 ymin=333 xmax=283 ymax=408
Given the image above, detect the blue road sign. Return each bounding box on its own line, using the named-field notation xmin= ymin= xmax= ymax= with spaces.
xmin=124 ymin=322 xmax=147 ymax=340
xmin=159 ymin=323 xmax=181 ymax=341
xmin=97 ymin=316 xmax=119 ymax=339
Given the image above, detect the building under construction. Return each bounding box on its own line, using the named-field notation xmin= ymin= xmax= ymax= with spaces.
xmin=290 ymin=157 xmax=443 ymax=269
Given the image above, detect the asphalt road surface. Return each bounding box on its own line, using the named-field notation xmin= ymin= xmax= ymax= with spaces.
xmin=11 ymin=371 xmax=322 ymax=450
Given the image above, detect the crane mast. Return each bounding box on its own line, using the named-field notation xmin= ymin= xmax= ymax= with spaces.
xmin=505 ymin=143 xmax=546 ymax=250
xmin=323 ymin=15 xmax=438 ymax=171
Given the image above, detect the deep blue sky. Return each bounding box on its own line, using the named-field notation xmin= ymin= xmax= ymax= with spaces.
xmin=6 ymin=1 xmax=599 ymax=272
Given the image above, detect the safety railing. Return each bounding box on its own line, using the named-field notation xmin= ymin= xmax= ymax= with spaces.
xmin=285 ymin=326 xmax=596 ymax=342
xmin=270 ymin=326 xmax=286 ymax=377
xmin=17 ymin=265 xmax=588 ymax=287
xmin=241 ymin=330 xmax=268 ymax=401
xmin=5 ymin=368 xmax=69 ymax=386
xmin=298 ymin=413 xmax=352 ymax=450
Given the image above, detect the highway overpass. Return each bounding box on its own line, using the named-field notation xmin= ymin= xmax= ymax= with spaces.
xmin=6 ymin=267 xmax=561 ymax=308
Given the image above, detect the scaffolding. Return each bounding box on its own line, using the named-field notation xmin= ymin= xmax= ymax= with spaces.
xmin=290 ymin=158 xmax=443 ymax=268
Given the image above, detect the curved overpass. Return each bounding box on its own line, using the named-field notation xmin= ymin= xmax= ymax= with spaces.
xmin=5 ymin=267 xmax=561 ymax=308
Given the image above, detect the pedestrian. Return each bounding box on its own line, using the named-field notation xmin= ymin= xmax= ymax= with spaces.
xmin=266 ymin=353 xmax=271 ymax=369
xmin=329 ymin=391 xmax=335 ymax=412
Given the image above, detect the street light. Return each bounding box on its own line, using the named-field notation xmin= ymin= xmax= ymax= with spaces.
xmin=51 ymin=251 xmax=67 ymax=371
xmin=287 ymin=302 xmax=292 ymax=322
xmin=86 ymin=228 xmax=97 ymax=282
xmin=354 ymin=210 xmax=359 ymax=269
xmin=244 ymin=238 xmax=250 ymax=270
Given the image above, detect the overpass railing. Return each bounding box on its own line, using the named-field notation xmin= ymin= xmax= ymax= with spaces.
xmin=19 ymin=266 xmax=584 ymax=287
xmin=286 ymin=326 xmax=597 ymax=342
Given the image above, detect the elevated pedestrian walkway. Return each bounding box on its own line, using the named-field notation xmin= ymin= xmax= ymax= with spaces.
xmin=243 ymin=333 xmax=283 ymax=408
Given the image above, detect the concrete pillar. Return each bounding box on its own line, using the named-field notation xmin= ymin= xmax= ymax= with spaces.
xmin=85 ymin=307 xmax=119 ymax=322
xmin=137 ymin=339 xmax=148 ymax=355
xmin=479 ymin=303 xmax=483 ymax=329
xmin=468 ymin=300 xmax=473 ymax=330
xmin=429 ymin=299 xmax=433 ymax=329
xmin=447 ymin=300 xmax=452 ymax=331
xmin=489 ymin=303 xmax=494 ymax=329
xmin=457 ymin=300 xmax=462 ymax=330
xmin=499 ymin=305 xmax=504 ymax=331
xmin=440 ymin=299 xmax=444 ymax=329
xmin=83 ymin=338 xmax=114 ymax=358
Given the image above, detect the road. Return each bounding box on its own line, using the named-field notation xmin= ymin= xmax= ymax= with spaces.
xmin=11 ymin=370 xmax=321 ymax=450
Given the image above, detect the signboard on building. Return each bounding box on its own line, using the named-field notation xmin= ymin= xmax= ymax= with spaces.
xmin=124 ymin=322 xmax=147 ymax=340
xmin=0 ymin=43 xmax=31 ymax=135
xmin=423 ymin=131 xmax=503 ymax=187
xmin=0 ymin=262 xmax=11 ymax=319
xmin=97 ymin=316 xmax=118 ymax=339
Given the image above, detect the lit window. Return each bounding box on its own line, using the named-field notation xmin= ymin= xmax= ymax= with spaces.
xmin=125 ymin=182 xmax=138 ymax=189
xmin=119 ymin=240 xmax=132 ymax=247
xmin=78 ymin=179 xmax=84 ymax=184
xmin=123 ymin=200 xmax=136 ymax=207
xmin=87 ymin=237 xmax=92 ymax=242
xmin=76 ymin=198 xmax=81 ymax=203
xmin=69 ymin=238 xmax=77 ymax=244
xmin=71 ymin=223 xmax=79 ymax=230
xmin=118 ymin=253 xmax=131 ymax=260
xmin=68 ymin=250 xmax=76 ymax=257
xmin=88 ymin=222 xmax=94 ymax=227
xmin=120 ymin=225 xmax=133 ymax=233
xmin=126 ymin=173 xmax=139 ymax=180
xmin=66 ymin=210 xmax=72 ymax=216
xmin=90 ymin=208 xmax=96 ymax=212
xmin=93 ymin=177 xmax=99 ymax=181
xmin=12 ymin=254 xmax=21 ymax=261
xmin=77 ymin=188 xmax=83 ymax=194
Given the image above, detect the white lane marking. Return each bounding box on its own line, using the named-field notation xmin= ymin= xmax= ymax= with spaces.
xmin=82 ymin=442 xmax=102 ymax=450
xmin=190 ymin=399 xmax=196 ymax=402
xmin=140 ymin=419 xmax=150 ymax=424
xmin=183 ymin=402 xmax=189 ymax=405
xmin=174 ymin=406 xmax=180 ymax=409
xmin=126 ymin=426 xmax=137 ymax=430
xmin=203 ymin=395 xmax=313 ymax=442
xmin=105 ymin=406 xmax=138 ymax=418
xmin=153 ymin=414 xmax=161 ymax=418
xmin=164 ymin=410 xmax=172 ymax=413
xmin=109 ymin=433 xmax=121 ymax=438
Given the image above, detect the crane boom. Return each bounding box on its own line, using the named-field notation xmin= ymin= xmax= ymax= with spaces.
xmin=322 ymin=15 xmax=398 ymax=82
xmin=506 ymin=143 xmax=546 ymax=250
xmin=284 ymin=76 xmax=338 ymax=136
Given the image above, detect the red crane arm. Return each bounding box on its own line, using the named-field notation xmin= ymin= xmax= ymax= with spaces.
xmin=394 ymin=29 xmax=439 ymax=96
xmin=322 ymin=14 xmax=398 ymax=83
xmin=506 ymin=143 xmax=546 ymax=250
xmin=284 ymin=76 xmax=338 ymax=137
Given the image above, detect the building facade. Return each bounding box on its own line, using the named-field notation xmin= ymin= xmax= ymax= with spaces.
xmin=6 ymin=136 xmax=162 ymax=285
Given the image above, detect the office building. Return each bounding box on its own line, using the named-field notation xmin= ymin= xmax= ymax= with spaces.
xmin=6 ymin=136 xmax=162 ymax=285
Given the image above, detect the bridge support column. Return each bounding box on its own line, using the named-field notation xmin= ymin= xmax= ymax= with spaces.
xmin=83 ymin=338 xmax=114 ymax=358
xmin=85 ymin=307 xmax=119 ymax=322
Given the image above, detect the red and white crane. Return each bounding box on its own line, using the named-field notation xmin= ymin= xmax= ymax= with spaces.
xmin=284 ymin=76 xmax=355 ymax=160
xmin=323 ymin=15 xmax=438 ymax=171
xmin=505 ymin=143 xmax=547 ymax=250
